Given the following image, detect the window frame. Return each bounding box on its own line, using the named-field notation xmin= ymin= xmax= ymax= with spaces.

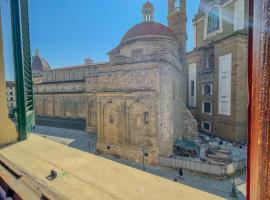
xmin=207 ymin=7 xmax=220 ymax=34
xmin=202 ymin=82 xmax=213 ymax=96
xmin=202 ymin=101 xmax=212 ymax=115
xmin=206 ymin=54 xmax=214 ymax=69
xmin=190 ymin=80 xmax=195 ymax=97
xmin=174 ymin=0 xmax=181 ymax=12
xmin=204 ymin=5 xmax=223 ymax=39
xmin=188 ymin=63 xmax=197 ymax=108
xmin=201 ymin=121 xmax=212 ymax=133
xmin=3 ymin=0 xmax=270 ymax=198
xmin=218 ymin=54 xmax=232 ymax=116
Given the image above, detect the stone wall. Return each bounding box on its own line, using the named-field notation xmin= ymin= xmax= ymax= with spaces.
xmin=193 ymin=0 xmax=248 ymax=48
xmin=158 ymin=64 xmax=182 ymax=156
xmin=35 ymin=82 xmax=85 ymax=94
xmin=96 ymin=91 xmax=159 ymax=163
xmin=40 ymin=63 xmax=108 ymax=83
xmin=96 ymin=68 xmax=159 ymax=92
xmin=213 ymin=36 xmax=248 ymax=142
xmin=35 ymin=94 xmax=97 ymax=131
xmin=33 ymin=24 xmax=199 ymax=165
xmin=97 ymin=142 xmax=159 ymax=165
xmin=181 ymin=103 xmax=199 ymax=140
xmin=187 ymin=35 xmax=248 ymax=142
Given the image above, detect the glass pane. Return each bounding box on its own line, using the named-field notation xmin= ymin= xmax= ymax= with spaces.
xmin=2 ymin=0 xmax=248 ymax=198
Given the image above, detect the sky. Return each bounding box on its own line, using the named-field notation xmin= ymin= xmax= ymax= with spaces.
xmin=1 ymin=0 xmax=200 ymax=81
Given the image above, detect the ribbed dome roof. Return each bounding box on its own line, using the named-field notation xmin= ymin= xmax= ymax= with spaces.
xmin=121 ymin=22 xmax=176 ymax=42
xmin=32 ymin=49 xmax=51 ymax=72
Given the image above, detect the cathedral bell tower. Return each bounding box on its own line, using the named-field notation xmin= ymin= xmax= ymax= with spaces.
xmin=168 ymin=0 xmax=187 ymax=60
xmin=168 ymin=0 xmax=188 ymax=104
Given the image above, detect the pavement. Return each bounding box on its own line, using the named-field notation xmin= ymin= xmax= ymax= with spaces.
xmin=35 ymin=116 xmax=86 ymax=130
xmin=33 ymin=125 xmax=96 ymax=152
xmin=33 ymin=125 xmax=246 ymax=200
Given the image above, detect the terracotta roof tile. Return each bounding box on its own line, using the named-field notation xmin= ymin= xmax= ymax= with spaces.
xmin=121 ymin=22 xmax=176 ymax=42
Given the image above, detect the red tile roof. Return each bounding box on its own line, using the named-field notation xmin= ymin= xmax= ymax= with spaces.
xmin=32 ymin=55 xmax=51 ymax=72
xmin=121 ymin=22 xmax=176 ymax=42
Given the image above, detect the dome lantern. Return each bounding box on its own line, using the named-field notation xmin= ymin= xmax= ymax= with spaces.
xmin=141 ymin=1 xmax=154 ymax=22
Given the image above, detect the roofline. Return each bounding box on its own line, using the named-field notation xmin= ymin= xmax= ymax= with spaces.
xmin=187 ymin=32 xmax=248 ymax=55
xmin=36 ymin=79 xmax=85 ymax=85
xmin=43 ymin=61 xmax=110 ymax=72
xmin=108 ymin=34 xmax=179 ymax=55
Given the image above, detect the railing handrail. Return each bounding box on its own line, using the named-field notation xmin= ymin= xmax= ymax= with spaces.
xmin=159 ymin=156 xmax=246 ymax=177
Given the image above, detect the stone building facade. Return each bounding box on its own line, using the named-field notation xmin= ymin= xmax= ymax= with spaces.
xmin=6 ymin=81 xmax=16 ymax=113
xmin=33 ymin=61 xmax=106 ymax=132
xmin=33 ymin=0 xmax=198 ymax=165
xmin=187 ymin=0 xmax=248 ymax=142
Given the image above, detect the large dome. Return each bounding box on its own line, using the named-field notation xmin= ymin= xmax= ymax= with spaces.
xmin=121 ymin=22 xmax=176 ymax=42
xmin=32 ymin=49 xmax=51 ymax=72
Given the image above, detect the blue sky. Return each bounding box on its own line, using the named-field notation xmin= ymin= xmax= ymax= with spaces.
xmin=1 ymin=0 xmax=200 ymax=80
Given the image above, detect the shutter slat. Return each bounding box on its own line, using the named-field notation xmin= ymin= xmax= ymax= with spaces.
xmin=10 ymin=0 xmax=35 ymax=140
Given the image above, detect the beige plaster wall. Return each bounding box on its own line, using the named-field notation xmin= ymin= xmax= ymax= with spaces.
xmin=0 ymin=6 xmax=17 ymax=144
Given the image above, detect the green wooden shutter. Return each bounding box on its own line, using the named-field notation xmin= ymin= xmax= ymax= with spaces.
xmin=10 ymin=0 xmax=34 ymax=140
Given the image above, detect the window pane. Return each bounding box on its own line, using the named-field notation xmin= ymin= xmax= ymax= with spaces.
xmin=203 ymin=102 xmax=211 ymax=113
xmin=174 ymin=0 xmax=181 ymax=11
xmin=191 ymin=80 xmax=195 ymax=96
xmin=208 ymin=7 xmax=219 ymax=33
xmin=203 ymin=123 xmax=209 ymax=130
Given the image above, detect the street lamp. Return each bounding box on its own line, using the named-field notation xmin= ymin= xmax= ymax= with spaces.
xmin=230 ymin=177 xmax=238 ymax=198
xmin=142 ymin=146 xmax=148 ymax=171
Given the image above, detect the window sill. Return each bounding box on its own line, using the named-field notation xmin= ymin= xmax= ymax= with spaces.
xmin=202 ymin=112 xmax=213 ymax=116
xmin=204 ymin=29 xmax=223 ymax=40
xmin=201 ymin=129 xmax=212 ymax=134
xmin=0 ymin=134 xmax=223 ymax=200
xmin=201 ymin=68 xmax=214 ymax=75
xmin=218 ymin=113 xmax=231 ymax=117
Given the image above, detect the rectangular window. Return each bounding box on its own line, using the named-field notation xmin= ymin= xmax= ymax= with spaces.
xmin=174 ymin=0 xmax=181 ymax=12
xmin=234 ymin=0 xmax=245 ymax=31
xmin=193 ymin=23 xmax=197 ymax=48
xmin=202 ymin=83 xmax=213 ymax=96
xmin=201 ymin=121 xmax=212 ymax=132
xmin=206 ymin=55 xmax=214 ymax=69
xmin=218 ymin=54 xmax=232 ymax=115
xmin=206 ymin=56 xmax=209 ymax=68
xmin=207 ymin=7 xmax=220 ymax=34
xmin=144 ymin=112 xmax=149 ymax=124
xmin=191 ymin=81 xmax=195 ymax=97
xmin=202 ymin=101 xmax=212 ymax=115
xmin=188 ymin=63 xmax=197 ymax=107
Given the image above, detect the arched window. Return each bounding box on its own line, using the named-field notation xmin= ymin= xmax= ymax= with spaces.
xmin=174 ymin=0 xmax=181 ymax=12
xmin=207 ymin=7 xmax=220 ymax=34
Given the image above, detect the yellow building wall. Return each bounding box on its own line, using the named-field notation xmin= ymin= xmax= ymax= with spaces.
xmin=0 ymin=4 xmax=18 ymax=144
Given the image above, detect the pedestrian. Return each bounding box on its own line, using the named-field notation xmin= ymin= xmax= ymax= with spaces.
xmin=179 ymin=168 xmax=184 ymax=180
xmin=179 ymin=168 xmax=183 ymax=176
